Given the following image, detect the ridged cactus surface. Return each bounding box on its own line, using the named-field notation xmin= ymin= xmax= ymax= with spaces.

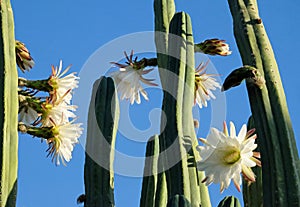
xmin=217 ymin=196 xmax=241 ymax=207
xmin=140 ymin=135 xmax=167 ymax=207
xmin=154 ymin=0 xmax=175 ymax=88
xmin=228 ymin=0 xmax=300 ymax=206
xmin=0 ymin=0 xmax=18 ymax=206
xmin=140 ymin=10 xmax=212 ymax=207
xmin=84 ymin=77 xmax=119 ymax=207
xmin=242 ymin=116 xmax=263 ymax=207
xmin=166 ymin=194 xmax=191 ymax=207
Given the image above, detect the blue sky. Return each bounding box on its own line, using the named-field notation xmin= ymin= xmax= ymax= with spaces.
xmin=12 ymin=0 xmax=299 ymax=207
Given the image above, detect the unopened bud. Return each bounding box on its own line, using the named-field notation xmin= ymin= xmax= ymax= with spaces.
xmin=195 ymin=38 xmax=232 ymax=56
xmin=16 ymin=40 xmax=35 ymax=72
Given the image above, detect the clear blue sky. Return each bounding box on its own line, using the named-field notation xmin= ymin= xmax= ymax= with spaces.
xmin=12 ymin=0 xmax=299 ymax=207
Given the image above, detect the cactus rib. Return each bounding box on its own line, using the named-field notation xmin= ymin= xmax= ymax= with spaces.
xmin=140 ymin=135 xmax=167 ymax=207
xmin=0 ymin=0 xmax=18 ymax=206
xmin=154 ymin=0 xmax=175 ymax=88
xmin=228 ymin=0 xmax=300 ymax=206
xmin=84 ymin=77 xmax=119 ymax=207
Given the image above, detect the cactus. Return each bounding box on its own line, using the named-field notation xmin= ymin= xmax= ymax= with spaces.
xmin=0 ymin=0 xmax=18 ymax=206
xmin=140 ymin=135 xmax=167 ymax=207
xmin=154 ymin=0 xmax=175 ymax=88
xmin=242 ymin=116 xmax=263 ymax=207
xmin=84 ymin=77 xmax=119 ymax=207
xmin=217 ymin=196 xmax=241 ymax=207
xmin=166 ymin=194 xmax=191 ymax=207
xmin=227 ymin=0 xmax=300 ymax=206
xmin=140 ymin=11 xmax=211 ymax=207
xmin=140 ymin=10 xmax=212 ymax=206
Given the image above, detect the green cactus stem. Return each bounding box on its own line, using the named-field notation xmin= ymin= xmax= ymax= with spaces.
xmin=84 ymin=77 xmax=119 ymax=207
xmin=166 ymin=194 xmax=191 ymax=207
xmin=217 ymin=196 xmax=241 ymax=207
xmin=227 ymin=0 xmax=300 ymax=206
xmin=157 ymin=11 xmax=210 ymax=207
xmin=0 ymin=0 xmax=18 ymax=206
xmin=159 ymin=11 xmax=192 ymax=201
xmin=242 ymin=116 xmax=263 ymax=207
xmin=154 ymin=0 xmax=175 ymax=88
xmin=140 ymin=135 xmax=167 ymax=207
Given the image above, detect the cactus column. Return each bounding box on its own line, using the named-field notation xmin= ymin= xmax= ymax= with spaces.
xmin=154 ymin=0 xmax=175 ymax=89
xmin=140 ymin=135 xmax=167 ymax=207
xmin=140 ymin=10 xmax=212 ymax=206
xmin=84 ymin=77 xmax=119 ymax=207
xmin=0 ymin=0 xmax=18 ymax=206
xmin=228 ymin=0 xmax=300 ymax=206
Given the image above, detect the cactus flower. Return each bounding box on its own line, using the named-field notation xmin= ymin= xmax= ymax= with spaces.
xmin=46 ymin=120 xmax=83 ymax=165
xmin=197 ymin=121 xmax=261 ymax=193
xmin=111 ymin=51 xmax=158 ymax=104
xmin=194 ymin=62 xmax=221 ymax=108
xmin=40 ymin=96 xmax=77 ymax=127
xmin=18 ymin=120 xmax=83 ymax=165
xmin=48 ymin=60 xmax=79 ymax=104
xmin=195 ymin=38 xmax=232 ymax=56
xmin=15 ymin=40 xmax=35 ymax=72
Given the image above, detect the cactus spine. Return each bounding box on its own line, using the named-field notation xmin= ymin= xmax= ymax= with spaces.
xmin=228 ymin=0 xmax=300 ymax=206
xmin=84 ymin=77 xmax=119 ymax=207
xmin=0 ymin=0 xmax=18 ymax=206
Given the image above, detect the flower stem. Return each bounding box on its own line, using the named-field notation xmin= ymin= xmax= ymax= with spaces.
xmin=18 ymin=122 xmax=53 ymax=139
xmin=18 ymin=77 xmax=52 ymax=92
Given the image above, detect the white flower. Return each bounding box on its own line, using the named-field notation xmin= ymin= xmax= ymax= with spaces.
xmin=48 ymin=60 xmax=79 ymax=104
xmin=47 ymin=121 xmax=83 ymax=165
xmin=111 ymin=65 xmax=158 ymax=104
xmin=194 ymin=62 xmax=221 ymax=108
xmin=197 ymin=121 xmax=261 ymax=193
xmin=41 ymin=100 xmax=77 ymax=127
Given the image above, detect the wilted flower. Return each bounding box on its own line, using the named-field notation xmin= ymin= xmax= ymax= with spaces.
xmin=194 ymin=62 xmax=221 ymax=108
xmin=15 ymin=40 xmax=35 ymax=72
xmin=195 ymin=38 xmax=232 ymax=56
xmin=19 ymin=105 xmax=39 ymax=125
xmin=111 ymin=51 xmax=158 ymax=104
xmin=197 ymin=121 xmax=261 ymax=193
xmin=18 ymin=93 xmax=41 ymax=124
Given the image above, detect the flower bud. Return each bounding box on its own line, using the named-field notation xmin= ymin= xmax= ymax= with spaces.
xmin=195 ymin=38 xmax=232 ymax=56
xmin=15 ymin=40 xmax=35 ymax=72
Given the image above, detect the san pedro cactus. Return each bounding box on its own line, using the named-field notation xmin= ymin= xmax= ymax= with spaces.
xmin=166 ymin=194 xmax=191 ymax=207
xmin=140 ymin=135 xmax=167 ymax=207
xmin=242 ymin=116 xmax=263 ymax=207
xmin=140 ymin=10 xmax=212 ymax=207
xmin=217 ymin=196 xmax=241 ymax=207
xmin=0 ymin=0 xmax=18 ymax=206
xmin=227 ymin=0 xmax=300 ymax=206
xmin=154 ymin=0 xmax=175 ymax=88
xmin=84 ymin=77 xmax=119 ymax=207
